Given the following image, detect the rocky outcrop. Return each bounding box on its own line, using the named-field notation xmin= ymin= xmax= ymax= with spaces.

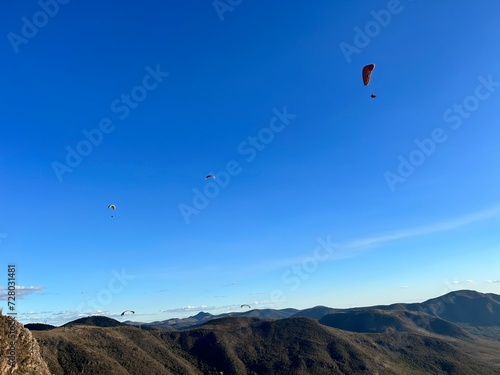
xmin=0 ymin=312 xmax=51 ymax=375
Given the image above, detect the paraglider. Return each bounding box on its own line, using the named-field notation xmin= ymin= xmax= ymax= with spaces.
xmin=240 ymin=304 xmax=251 ymax=309
xmin=362 ymin=64 xmax=375 ymax=86
xmin=205 ymin=175 xmax=216 ymax=180
xmin=362 ymin=64 xmax=376 ymax=98
xmin=121 ymin=310 xmax=135 ymax=316
xmin=108 ymin=204 xmax=116 ymax=217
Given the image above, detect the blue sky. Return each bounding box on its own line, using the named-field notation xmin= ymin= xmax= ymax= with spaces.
xmin=1 ymin=0 xmax=500 ymax=326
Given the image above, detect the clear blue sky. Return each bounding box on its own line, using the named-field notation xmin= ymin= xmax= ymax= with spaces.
xmin=1 ymin=0 xmax=500 ymax=326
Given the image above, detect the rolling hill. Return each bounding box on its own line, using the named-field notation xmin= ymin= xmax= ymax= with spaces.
xmin=16 ymin=290 xmax=500 ymax=374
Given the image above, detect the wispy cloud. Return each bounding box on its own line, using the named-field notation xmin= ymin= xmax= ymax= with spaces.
xmin=137 ymin=206 xmax=500 ymax=283
xmin=43 ymin=310 xmax=90 ymax=318
xmin=447 ymin=279 xmax=483 ymax=286
xmin=244 ymin=206 xmax=500 ymax=275
xmin=29 ymin=309 xmax=150 ymax=325
xmin=159 ymin=304 xmax=234 ymax=314
xmin=159 ymin=300 xmax=271 ymax=315
xmin=343 ymin=205 xmax=500 ymax=250
xmin=16 ymin=309 xmax=87 ymax=325
xmin=0 ymin=285 xmax=44 ymax=299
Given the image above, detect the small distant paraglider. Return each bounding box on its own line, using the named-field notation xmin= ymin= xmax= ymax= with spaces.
xmin=121 ymin=310 xmax=135 ymax=316
xmin=205 ymin=175 xmax=216 ymax=180
xmin=240 ymin=304 xmax=251 ymax=309
xmin=108 ymin=204 xmax=116 ymax=217
xmin=362 ymin=64 xmax=376 ymax=98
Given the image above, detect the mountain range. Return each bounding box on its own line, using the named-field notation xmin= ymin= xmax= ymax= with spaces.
xmin=2 ymin=289 xmax=499 ymax=374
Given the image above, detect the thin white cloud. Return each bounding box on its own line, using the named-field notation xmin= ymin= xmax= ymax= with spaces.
xmin=32 ymin=309 xmax=147 ymax=325
xmin=17 ymin=310 xmax=88 ymax=325
xmin=343 ymin=206 xmax=500 ymax=250
xmin=159 ymin=300 xmax=273 ymax=315
xmin=447 ymin=279 xmax=482 ymax=286
xmin=20 ymin=311 xmax=38 ymax=315
xmin=0 ymin=285 xmax=44 ymax=300
xmin=244 ymin=206 xmax=500 ymax=275
xmin=159 ymin=305 xmax=230 ymax=314
xmin=400 ymin=285 xmax=411 ymax=289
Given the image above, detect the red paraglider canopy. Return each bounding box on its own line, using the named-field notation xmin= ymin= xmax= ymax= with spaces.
xmin=362 ymin=64 xmax=375 ymax=86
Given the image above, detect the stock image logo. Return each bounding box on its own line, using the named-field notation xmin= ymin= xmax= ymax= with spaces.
xmin=7 ymin=0 xmax=71 ymax=54
xmin=178 ymin=106 xmax=296 ymax=224
xmin=339 ymin=0 xmax=405 ymax=63
xmin=213 ymin=0 xmax=243 ymax=21
xmin=51 ymin=64 xmax=169 ymax=182
xmin=384 ymin=74 xmax=500 ymax=192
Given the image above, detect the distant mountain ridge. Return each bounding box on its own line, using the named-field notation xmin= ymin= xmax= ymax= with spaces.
xmin=143 ymin=308 xmax=300 ymax=331
xmin=362 ymin=290 xmax=500 ymax=326
xmin=127 ymin=290 xmax=500 ymax=331
xmin=24 ymin=290 xmax=500 ymax=374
